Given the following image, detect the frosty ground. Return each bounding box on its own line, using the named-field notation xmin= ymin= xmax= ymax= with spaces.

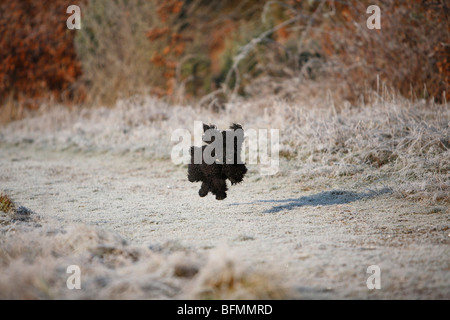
xmin=0 ymin=95 xmax=448 ymax=299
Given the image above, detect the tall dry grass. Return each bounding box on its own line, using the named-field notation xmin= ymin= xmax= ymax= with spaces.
xmin=1 ymin=81 xmax=448 ymax=203
xmin=74 ymin=0 xmax=158 ymax=106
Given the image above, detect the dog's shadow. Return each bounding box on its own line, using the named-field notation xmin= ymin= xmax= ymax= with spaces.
xmin=230 ymin=188 xmax=392 ymax=213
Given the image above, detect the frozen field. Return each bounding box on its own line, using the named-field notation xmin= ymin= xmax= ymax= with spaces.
xmin=0 ymin=96 xmax=448 ymax=299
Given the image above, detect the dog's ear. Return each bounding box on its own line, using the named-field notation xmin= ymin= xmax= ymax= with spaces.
xmin=230 ymin=124 xmax=244 ymax=141
xmin=203 ymin=123 xmax=217 ymax=132
xmin=230 ymin=123 xmax=243 ymax=130
xmin=203 ymin=123 xmax=218 ymax=144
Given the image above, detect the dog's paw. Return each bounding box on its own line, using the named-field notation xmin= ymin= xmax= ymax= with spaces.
xmin=199 ymin=188 xmax=208 ymax=197
xmin=199 ymin=183 xmax=210 ymax=197
xmin=215 ymin=192 xmax=227 ymax=200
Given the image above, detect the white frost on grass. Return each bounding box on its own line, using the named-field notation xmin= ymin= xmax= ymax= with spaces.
xmin=1 ymin=95 xmax=448 ymax=203
xmin=0 ymin=213 xmax=288 ymax=299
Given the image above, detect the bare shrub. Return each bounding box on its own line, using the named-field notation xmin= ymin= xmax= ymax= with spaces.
xmin=141 ymin=0 xmax=449 ymax=104
xmin=320 ymin=0 xmax=449 ymax=103
xmin=74 ymin=0 xmax=158 ymax=106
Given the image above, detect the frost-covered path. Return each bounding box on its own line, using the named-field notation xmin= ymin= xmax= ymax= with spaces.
xmin=1 ymin=144 xmax=448 ymax=299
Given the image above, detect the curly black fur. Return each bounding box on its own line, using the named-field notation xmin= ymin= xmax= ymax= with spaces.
xmin=187 ymin=123 xmax=247 ymax=200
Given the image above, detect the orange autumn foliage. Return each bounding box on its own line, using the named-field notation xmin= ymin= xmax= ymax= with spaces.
xmin=0 ymin=0 xmax=86 ymax=105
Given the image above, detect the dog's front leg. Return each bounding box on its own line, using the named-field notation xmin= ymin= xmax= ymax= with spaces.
xmin=211 ymin=177 xmax=228 ymax=200
xmin=199 ymin=181 xmax=210 ymax=197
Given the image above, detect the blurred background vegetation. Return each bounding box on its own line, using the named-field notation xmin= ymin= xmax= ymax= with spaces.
xmin=0 ymin=0 xmax=448 ymax=121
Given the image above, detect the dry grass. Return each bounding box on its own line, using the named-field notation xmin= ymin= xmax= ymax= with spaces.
xmin=0 ymin=199 xmax=289 ymax=299
xmin=0 ymin=86 xmax=447 ymax=299
xmin=1 ymin=192 xmax=38 ymax=226
xmin=0 ymin=95 xmax=26 ymax=125
xmin=1 ymin=82 xmax=448 ymax=206
xmin=0 ymin=192 xmax=15 ymax=214
xmin=187 ymin=246 xmax=288 ymax=299
xmin=74 ymin=0 xmax=158 ymax=106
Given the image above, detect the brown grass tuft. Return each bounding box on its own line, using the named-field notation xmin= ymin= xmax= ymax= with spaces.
xmin=0 ymin=192 xmax=15 ymax=214
xmin=187 ymin=247 xmax=289 ymax=299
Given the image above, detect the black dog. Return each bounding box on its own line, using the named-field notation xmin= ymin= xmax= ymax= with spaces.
xmin=187 ymin=123 xmax=247 ymax=200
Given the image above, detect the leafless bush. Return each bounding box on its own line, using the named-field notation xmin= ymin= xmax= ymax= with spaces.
xmin=318 ymin=0 xmax=449 ymax=103
xmin=74 ymin=0 xmax=158 ymax=106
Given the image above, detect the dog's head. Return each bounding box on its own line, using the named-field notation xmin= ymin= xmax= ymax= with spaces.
xmin=202 ymin=123 xmax=244 ymax=145
xmin=201 ymin=122 xmax=245 ymax=164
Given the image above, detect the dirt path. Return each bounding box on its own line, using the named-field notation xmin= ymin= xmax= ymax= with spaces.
xmin=0 ymin=144 xmax=449 ymax=299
